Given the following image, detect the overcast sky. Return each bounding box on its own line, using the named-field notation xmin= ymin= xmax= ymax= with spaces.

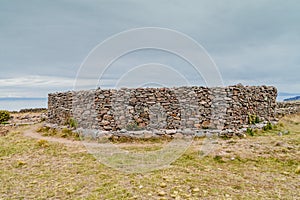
xmin=0 ymin=0 xmax=299 ymax=98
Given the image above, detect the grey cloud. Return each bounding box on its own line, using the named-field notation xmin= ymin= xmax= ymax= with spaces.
xmin=0 ymin=0 xmax=299 ymax=97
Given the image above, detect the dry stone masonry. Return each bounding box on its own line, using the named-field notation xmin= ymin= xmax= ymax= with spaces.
xmin=48 ymin=85 xmax=277 ymax=134
xmin=276 ymin=101 xmax=300 ymax=117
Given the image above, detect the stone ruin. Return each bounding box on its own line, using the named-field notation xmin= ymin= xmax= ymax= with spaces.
xmin=276 ymin=101 xmax=300 ymax=118
xmin=48 ymin=84 xmax=278 ymax=136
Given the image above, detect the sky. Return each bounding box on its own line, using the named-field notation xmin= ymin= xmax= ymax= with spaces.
xmin=0 ymin=0 xmax=299 ymax=98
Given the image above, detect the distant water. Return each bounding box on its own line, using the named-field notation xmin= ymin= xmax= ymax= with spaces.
xmin=0 ymin=98 xmax=47 ymax=111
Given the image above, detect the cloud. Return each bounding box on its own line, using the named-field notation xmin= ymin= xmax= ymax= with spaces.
xmin=0 ymin=76 xmax=74 ymax=87
xmin=0 ymin=75 xmax=100 ymax=97
xmin=0 ymin=0 xmax=299 ymax=97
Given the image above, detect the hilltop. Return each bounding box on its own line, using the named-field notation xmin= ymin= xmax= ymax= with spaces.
xmin=284 ymin=96 xmax=300 ymax=102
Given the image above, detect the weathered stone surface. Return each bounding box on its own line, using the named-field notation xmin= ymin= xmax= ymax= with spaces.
xmin=276 ymin=101 xmax=300 ymax=117
xmin=48 ymin=85 xmax=278 ymax=132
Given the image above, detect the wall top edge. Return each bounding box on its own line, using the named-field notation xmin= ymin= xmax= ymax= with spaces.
xmin=48 ymin=84 xmax=277 ymax=96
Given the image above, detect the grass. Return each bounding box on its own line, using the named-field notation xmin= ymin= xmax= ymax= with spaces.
xmin=37 ymin=126 xmax=81 ymax=141
xmin=0 ymin=114 xmax=299 ymax=199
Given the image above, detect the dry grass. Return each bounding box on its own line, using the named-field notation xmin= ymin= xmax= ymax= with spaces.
xmin=37 ymin=126 xmax=81 ymax=141
xmin=0 ymin=114 xmax=299 ymax=199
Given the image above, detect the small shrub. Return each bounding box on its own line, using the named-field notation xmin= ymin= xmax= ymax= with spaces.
xmin=67 ymin=118 xmax=78 ymax=129
xmin=61 ymin=128 xmax=72 ymax=137
xmin=213 ymin=155 xmax=225 ymax=163
xmin=72 ymin=132 xmax=80 ymax=140
xmin=0 ymin=110 xmax=10 ymax=123
xmin=37 ymin=139 xmax=49 ymax=147
xmin=60 ymin=128 xmax=80 ymax=140
xmin=37 ymin=126 xmax=80 ymax=140
xmin=246 ymin=128 xmax=254 ymax=136
xmin=37 ymin=126 xmax=50 ymax=133
xmin=263 ymin=122 xmax=273 ymax=131
xmin=38 ymin=127 xmax=57 ymax=137
xmin=61 ymin=128 xmax=77 ymax=138
xmin=248 ymin=114 xmax=254 ymax=124
xmin=248 ymin=114 xmax=260 ymax=125
xmin=254 ymin=116 xmax=260 ymax=124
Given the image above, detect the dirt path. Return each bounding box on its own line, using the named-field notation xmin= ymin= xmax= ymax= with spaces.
xmin=22 ymin=124 xmax=84 ymax=147
xmin=21 ymin=124 xmax=168 ymax=149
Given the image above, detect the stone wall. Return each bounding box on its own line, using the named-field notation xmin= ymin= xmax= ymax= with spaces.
xmin=276 ymin=101 xmax=300 ymax=117
xmin=48 ymin=85 xmax=277 ymax=131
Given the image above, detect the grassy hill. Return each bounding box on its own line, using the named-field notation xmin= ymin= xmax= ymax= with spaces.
xmin=0 ymin=114 xmax=299 ymax=199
